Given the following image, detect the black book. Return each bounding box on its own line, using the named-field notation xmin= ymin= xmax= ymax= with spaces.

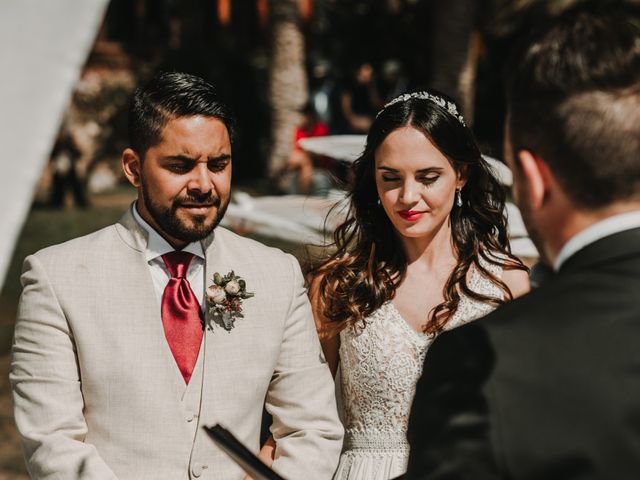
xmin=204 ymin=424 xmax=286 ymax=480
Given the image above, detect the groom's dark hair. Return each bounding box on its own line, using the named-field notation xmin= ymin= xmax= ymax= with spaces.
xmin=128 ymin=71 xmax=235 ymax=157
xmin=506 ymin=8 xmax=640 ymax=209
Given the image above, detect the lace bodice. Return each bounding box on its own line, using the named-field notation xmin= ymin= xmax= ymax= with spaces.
xmin=338 ymin=258 xmax=503 ymax=449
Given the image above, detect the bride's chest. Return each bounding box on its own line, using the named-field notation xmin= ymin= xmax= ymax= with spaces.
xmin=339 ymin=304 xmax=430 ymax=373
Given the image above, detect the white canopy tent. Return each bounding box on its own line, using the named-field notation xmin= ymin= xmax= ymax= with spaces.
xmin=0 ymin=0 xmax=109 ymax=290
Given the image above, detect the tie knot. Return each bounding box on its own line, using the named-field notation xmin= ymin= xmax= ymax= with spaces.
xmin=162 ymin=251 xmax=194 ymax=278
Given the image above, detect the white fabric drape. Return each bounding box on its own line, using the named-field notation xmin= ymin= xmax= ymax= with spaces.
xmin=0 ymin=0 xmax=109 ymax=289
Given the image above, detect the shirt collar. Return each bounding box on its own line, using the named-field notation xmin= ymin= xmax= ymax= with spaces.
xmin=131 ymin=203 xmax=205 ymax=263
xmin=554 ymin=210 xmax=640 ymax=271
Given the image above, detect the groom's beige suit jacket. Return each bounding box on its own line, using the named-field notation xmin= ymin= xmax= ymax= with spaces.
xmin=10 ymin=209 xmax=343 ymax=479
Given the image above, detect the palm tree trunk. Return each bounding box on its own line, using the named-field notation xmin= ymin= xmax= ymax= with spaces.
xmin=429 ymin=0 xmax=479 ymax=124
xmin=268 ymin=0 xmax=308 ymax=176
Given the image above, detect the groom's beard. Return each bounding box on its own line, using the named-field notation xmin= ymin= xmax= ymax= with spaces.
xmin=142 ymin=184 xmax=229 ymax=244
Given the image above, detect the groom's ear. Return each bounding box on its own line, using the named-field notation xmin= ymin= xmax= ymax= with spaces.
xmin=517 ymin=150 xmax=548 ymax=210
xmin=122 ymin=148 xmax=142 ymax=188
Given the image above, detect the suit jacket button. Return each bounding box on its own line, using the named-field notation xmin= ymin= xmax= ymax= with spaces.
xmin=187 ymin=412 xmax=197 ymax=423
xmin=192 ymin=462 xmax=203 ymax=477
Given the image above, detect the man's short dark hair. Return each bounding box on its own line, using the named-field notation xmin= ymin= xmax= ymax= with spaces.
xmin=506 ymin=10 xmax=640 ymax=209
xmin=128 ymin=71 xmax=235 ymax=156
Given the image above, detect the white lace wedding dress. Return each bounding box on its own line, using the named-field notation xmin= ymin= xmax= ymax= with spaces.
xmin=333 ymin=260 xmax=503 ymax=479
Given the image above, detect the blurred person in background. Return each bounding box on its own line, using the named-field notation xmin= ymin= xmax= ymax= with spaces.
xmin=334 ymin=62 xmax=383 ymax=134
xmin=380 ymin=59 xmax=410 ymax=103
xmin=406 ymin=9 xmax=640 ymax=480
xmin=11 ymin=71 xmax=342 ymax=480
xmin=282 ymin=102 xmax=332 ymax=195
xmin=309 ymin=90 xmax=528 ymax=480
xmin=309 ymin=58 xmax=337 ymax=127
xmin=49 ymin=127 xmax=88 ymax=208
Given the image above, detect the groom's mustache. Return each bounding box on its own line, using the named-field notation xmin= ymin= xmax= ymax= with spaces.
xmin=173 ymin=193 xmax=222 ymax=209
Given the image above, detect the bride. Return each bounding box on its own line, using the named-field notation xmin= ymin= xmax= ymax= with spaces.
xmin=308 ymin=90 xmax=530 ymax=479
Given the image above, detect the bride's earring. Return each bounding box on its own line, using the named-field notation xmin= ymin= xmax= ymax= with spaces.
xmin=377 ymin=198 xmax=381 ymax=207
xmin=455 ymin=188 xmax=463 ymax=207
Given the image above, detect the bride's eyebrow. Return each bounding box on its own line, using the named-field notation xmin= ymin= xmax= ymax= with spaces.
xmin=377 ymin=166 xmax=444 ymax=173
xmin=416 ymin=167 xmax=444 ymax=174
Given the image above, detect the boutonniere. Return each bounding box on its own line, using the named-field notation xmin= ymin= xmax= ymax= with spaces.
xmin=206 ymin=270 xmax=254 ymax=331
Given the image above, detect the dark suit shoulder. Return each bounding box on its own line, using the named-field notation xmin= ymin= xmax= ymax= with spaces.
xmin=479 ymin=257 xmax=640 ymax=339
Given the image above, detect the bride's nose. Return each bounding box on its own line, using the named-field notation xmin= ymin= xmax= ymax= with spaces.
xmin=399 ymin=179 xmax=420 ymax=205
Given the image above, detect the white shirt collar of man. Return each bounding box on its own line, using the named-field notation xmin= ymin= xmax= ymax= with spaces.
xmin=131 ymin=203 xmax=205 ymax=263
xmin=554 ymin=210 xmax=640 ymax=271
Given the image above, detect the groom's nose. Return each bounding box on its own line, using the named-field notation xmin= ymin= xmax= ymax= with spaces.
xmin=187 ymin=163 xmax=214 ymax=194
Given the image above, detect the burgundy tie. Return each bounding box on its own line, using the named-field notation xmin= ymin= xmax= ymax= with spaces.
xmin=161 ymin=251 xmax=203 ymax=384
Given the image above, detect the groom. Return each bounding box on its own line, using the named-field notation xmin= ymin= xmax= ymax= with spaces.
xmin=406 ymin=9 xmax=640 ymax=480
xmin=11 ymin=72 xmax=343 ymax=479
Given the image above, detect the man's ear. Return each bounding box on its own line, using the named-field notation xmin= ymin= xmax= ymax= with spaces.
xmin=122 ymin=148 xmax=142 ymax=188
xmin=517 ymin=150 xmax=549 ymax=210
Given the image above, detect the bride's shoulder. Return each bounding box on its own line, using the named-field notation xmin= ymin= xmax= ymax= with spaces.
xmin=501 ymin=267 xmax=530 ymax=299
xmin=478 ymin=250 xmax=530 ymax=299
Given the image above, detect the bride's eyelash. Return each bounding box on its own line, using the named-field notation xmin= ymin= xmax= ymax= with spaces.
xmin=419 ymin=176 xmax=439 ymax=185
xmin=379 ymin=173 xmax=440 ymax=184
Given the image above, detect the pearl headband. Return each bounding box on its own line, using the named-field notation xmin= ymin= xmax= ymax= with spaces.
xmin=377 ymin=91 xmax=466 ymax=126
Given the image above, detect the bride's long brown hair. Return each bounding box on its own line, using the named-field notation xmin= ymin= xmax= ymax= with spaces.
xmin=309 ymin=91 xmax=527 ymax=337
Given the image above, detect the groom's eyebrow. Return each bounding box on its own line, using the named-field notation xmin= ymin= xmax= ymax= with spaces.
xmin=161 ymin=154 xmax=231 ymax=163
xmin=208 ymin=154 xmax=232 ymax=162
xmin=162 ymin=154 xmax=196 ymax=163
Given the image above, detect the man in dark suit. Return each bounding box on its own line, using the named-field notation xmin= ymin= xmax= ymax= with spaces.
xmin=405 ymin=9 xmax=640 ymax=480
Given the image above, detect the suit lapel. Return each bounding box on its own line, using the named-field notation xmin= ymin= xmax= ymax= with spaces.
xmin=201 ymin=228 xmax=254 ymax=333
xmin=202 ymin=228 xmax=221 ymax=333
xmin=115 ymin=205 xmax=148 ymax=253
xmin=200 ymin=228 xmax=256 ymax=391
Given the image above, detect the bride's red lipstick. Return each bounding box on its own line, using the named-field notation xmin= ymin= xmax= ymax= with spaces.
xmin=398 ymin=210 xmax=424 ymax=221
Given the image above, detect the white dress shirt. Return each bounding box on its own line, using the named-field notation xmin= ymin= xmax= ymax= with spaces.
xmin=132 ymin=204 xmax=206 ymax=309
xmin=554 ymin=210 xmax=640 ymax=271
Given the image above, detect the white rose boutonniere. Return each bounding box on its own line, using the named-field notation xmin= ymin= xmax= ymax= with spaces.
xmin=206 ymin=284 xmax=227 ymax=304
xmin=224 ymin=280 xmax=241 ymax=295
xmin=206 ymin=271 xmax=254 ymax=331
